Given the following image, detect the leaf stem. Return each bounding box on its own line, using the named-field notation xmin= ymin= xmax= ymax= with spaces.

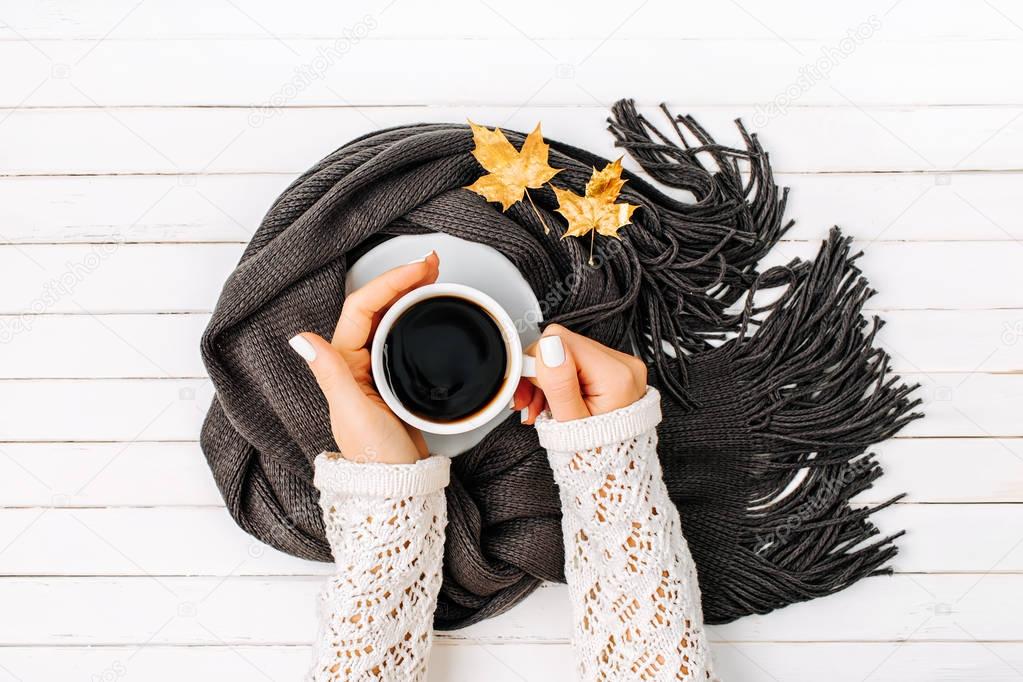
xmin=589 ymin=230 xmax=595 ymax=266
xmin=525 ymin=188 xmax=554 ymax=235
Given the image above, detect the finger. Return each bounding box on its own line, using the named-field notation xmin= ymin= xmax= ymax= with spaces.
xmin=512 ymin=377 xmax=535 ymax=411
xmin=523 ymin=341 xmax=541 ymax=389
xmin=534 ymin=328 xmax=589 ymax=421
xmin=573 ymin=334 xmax=647 ymax=385
xmin=523 ymin=328 xmax=607 ymax=384
xmin=561 ymin=330 xmax=632 ymax=362
xmin=333 ymin=251 xmax=439 ymax=352
xmin=522 ymin=386 xmax=547 ymax=425
xmin=289 ymin=332 xmax=365 ymax=412
xmin=542 ymin=326 xmax=646 ymax=394
xmin=404 ymin=425 xmax=430 ymax=461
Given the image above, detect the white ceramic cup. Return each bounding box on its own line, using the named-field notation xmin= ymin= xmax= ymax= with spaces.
xmin=370 ymin=282 xmax=537 ymax=435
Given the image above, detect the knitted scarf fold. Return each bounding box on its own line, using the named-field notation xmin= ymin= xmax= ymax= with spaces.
xmin=200 ymin=99 xmax=922 ymax=628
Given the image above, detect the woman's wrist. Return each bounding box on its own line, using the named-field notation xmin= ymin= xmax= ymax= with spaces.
xmin=535 ymin=387 xmax=661 ymax=453
xmin=314 ymin=453 xmax=450 ymax=498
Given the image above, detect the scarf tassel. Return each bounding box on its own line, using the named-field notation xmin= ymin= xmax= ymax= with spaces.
xmin=693 ymin=229 xmax=921 ymax=623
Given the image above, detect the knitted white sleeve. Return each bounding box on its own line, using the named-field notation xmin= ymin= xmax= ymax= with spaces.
xmin=536 ymin=388 xmax=719 ymax=681
xmin=309 ymin=454 xmax=450 ymax=682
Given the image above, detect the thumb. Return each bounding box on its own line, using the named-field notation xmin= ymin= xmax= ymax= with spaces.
xmin=288 ymin=333 xmax=363 ymax=411
xmin=535 ymin=329 xmax=590 ymax=422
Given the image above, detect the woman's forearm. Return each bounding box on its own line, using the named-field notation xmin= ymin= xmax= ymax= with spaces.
xmin=309 ymin=455 xmax=450 ymax=682
xmin=537 ymin=388 xmax=718 ymax=681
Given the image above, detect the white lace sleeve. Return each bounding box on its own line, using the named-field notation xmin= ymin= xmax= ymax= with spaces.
xmin=536 ymin=388 xmax=719 ymax=681
xmin=309 ymin=454 xmax=450 ymax=682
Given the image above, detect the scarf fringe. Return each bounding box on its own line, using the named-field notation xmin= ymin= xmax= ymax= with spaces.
xmin=602 ymin=107 xmax=921 ymax=621
xmin=605 ymin=100 xmax=794 ymax=409
xmin=705 ymin=229 xmax=921 ymax=622
xmin=735 ymin=228 xmax=924 ymax=449
xmin=712 ymin=453 xmax=906 ymax=621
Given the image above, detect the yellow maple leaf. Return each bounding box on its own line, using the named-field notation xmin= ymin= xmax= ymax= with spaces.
xmin=464 ymin=121 xmax=561 ymax=212
xmin=553 ymin=158 xmax=638 ymax=243
xmin=582 ymin=157 xmax=628 ymax=205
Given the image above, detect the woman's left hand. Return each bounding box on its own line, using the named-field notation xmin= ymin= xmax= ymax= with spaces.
xmin=288 ymin=252 xmax=440 ymax=465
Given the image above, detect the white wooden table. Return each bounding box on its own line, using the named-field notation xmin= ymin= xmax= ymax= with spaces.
xmin=1 ymin=1 xmax=1022 ymax=679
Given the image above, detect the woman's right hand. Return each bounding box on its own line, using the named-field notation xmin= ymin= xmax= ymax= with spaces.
xmin=516 ymin=325 xmax=647 ymax=425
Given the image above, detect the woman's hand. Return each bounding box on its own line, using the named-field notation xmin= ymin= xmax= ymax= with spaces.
xmin=288 ymin=252 xmax=440 ymax=465
xmin=515 ymin=324 xmax=647 ymax=424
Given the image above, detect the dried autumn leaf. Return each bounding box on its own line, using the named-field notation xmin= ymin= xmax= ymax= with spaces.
xmin=553 ymin=158 xmax=638 ymax=241
xmin=464 ymin=121 xmax=561 ymax=211
xmin=583 ymin=157 xmax=628 ymax=204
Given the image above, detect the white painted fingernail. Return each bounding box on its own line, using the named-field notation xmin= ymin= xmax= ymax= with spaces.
xmin=520 ymin=407 xmax=529 ymax=423
xmin=508 ymin=398 xmax=516 ymax=410
xmin=539 ymin=336 xmax=565 ymax=367
xmin=407 ymin=250 xmax=434 ymax=265
xmin=288 ymin=335 xmax=317 ymax=362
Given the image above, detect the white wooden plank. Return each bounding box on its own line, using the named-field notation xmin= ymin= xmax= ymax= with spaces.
xmin=756 ymin=240 xmax=1023 ymax=310
xmin=0 ymin=442 xmax=224 ymax=507
xmin=4 ymin=37 xmax=1022 ymax=107
xmin=867 ymin=438 xmax=1023 ymax=504
xmin=902 ymin=372 xmax=1023 ymax=438
xmin=0 ymin=175 xmax=283 ymax=244
xmin=784 ymin=172 xmax=1023 ymax=242
xmin=2 ymin=106 xmax=1022 ymax=175
xmin=5 ymin=172 xmax=1022 ymax=244
xmin=0 ymin=241 xmax=1020 ymax=315
xmin=2 ymin=439 xmax=1019 ymax=508
xmin=0 ymin=644 xmax=567 ymax=682
xmin=0 ymin=507 xmax=331 ymax=576
xmin=5 ymin=0 xmax=1020 ymax=40
xmin=0 ymin=378 xmax=214 ymax=442
xmin=0 ymin=646 xmax=314 ymax=682
xmin=2 ymin=309 xmax=1018 ymax=380
xmin=0 ymin=371 xmax=1015 ymax=441
xmin=713 ymin=573 xmax=1023 ymax=644
xmin=0 ymin=243 xmax=242 ymax=315
xmin=0 ymin=504 xmax=1016 ymax=577
xmin=713 ymin=642 xmax=1023 ymax=682
xmin=0 ymin=574 xmax=1019 ymax=644
xmin=1 ymin=642 xmax=1021 ymax=682
xmin=873 ymin=310 xmax=1023 ymax=375
xmin=881 ymin=505 xmax=1023 ymax=572
xmin=0 ymin=314 xmax=209 ymax=378
xmin=0 ymin=315 xmax=199 ymax=379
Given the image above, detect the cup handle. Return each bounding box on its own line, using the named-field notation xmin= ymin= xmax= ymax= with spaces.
xmin=521 ymin=354 xmax=537 ymax=378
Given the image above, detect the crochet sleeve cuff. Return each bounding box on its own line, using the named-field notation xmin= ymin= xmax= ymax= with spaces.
xmin=534 ymin=386 xmax=662 ymax=452
xmin=313 ymin=453 xmax=450 ymax=498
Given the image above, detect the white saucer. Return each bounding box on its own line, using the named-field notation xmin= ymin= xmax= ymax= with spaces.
xmin=345 ymin=233 xmax=543 ymax=456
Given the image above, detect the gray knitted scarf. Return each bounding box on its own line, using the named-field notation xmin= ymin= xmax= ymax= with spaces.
xmin=200 ymin=99 xmax=921 ymax=629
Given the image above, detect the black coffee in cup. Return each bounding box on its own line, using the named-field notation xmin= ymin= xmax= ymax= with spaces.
xmin=382 ymin=296 xmax=508 ymax=422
